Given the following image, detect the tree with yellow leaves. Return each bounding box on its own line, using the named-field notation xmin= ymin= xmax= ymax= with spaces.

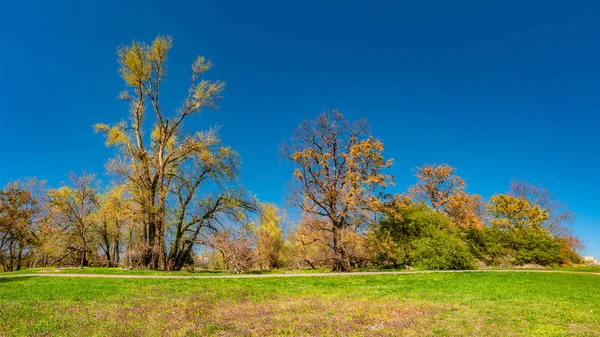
xmin=93 ymin=184 xmax=132 ymax=267
xmin=284 ymin=111 xmax=393 ymax=271
xmin=48 ymin=173 xmax=99 ymax=268
xmin=95 ymin=35 xmax=254 ymax=270
xmin=254 ymin=203 xmax=284 ymax=269
xmin=486 ymin=194 xmax=549 ymax=232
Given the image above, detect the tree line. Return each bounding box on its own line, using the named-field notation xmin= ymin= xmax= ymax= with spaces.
xmin=0 ymin=36 xmax=583 ymax=272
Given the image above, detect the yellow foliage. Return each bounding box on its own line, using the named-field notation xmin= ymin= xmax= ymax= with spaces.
xmin=487 ymin=194 xmax=549 ymax=232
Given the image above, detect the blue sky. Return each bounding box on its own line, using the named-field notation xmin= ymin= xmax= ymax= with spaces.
xmin=1 ymin=0 xmax=598 ymax=257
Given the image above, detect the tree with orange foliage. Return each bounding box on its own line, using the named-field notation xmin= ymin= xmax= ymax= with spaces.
xmin=284 ymin=111 xmax=393 ymax=271
xmin=409 ymin=164 xmax=484 ymax=229
xmin=445 ymin=192 xmax=485 ymax=229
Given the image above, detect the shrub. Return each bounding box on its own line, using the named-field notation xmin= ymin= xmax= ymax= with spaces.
xmin=409 ymin=231 xmax=475 ymax=270
xmin=512 ymin=231 xmax=562 ymax=266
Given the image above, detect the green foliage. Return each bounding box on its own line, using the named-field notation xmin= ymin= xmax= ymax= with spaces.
xmin=410 ymin=231 xmax=475 ymax=270
xmin=371 ymin=204 xmax=474 ymax=269
xmin=512 ymin=231 xmax=562 ymax=266
xmin=466 ymin=226 xmax=563 ymax=266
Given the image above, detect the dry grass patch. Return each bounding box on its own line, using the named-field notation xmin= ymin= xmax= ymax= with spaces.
xmin=93 ymin=295 xmax=444 ymax=336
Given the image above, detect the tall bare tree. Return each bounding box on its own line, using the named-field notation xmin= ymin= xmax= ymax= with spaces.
xmin=284 ymin=111 xmax=393 ymax=271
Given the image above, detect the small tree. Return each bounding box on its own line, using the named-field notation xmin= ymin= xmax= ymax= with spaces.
xmin=48 ymin=173 xmax=98 ymax=268
xmin=254 ymin=203 xmax=284 ymax=269
xmin=94 ymin=184 xmax=131 ymax=267
xmin=0 ymin=178 xmax=46 ymax=271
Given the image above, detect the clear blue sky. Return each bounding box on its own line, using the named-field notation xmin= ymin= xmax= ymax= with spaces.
xmin=1 ymin=0 xmax=598 ymax=257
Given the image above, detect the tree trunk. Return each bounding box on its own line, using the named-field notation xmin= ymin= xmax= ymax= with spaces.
xmin=112 ymin=239 xmax=120 ymax=265
xmin=8 ymin=242 xmax=15 ymax=272
xmin=80 ymin=249 xmax=87 ymax=269
xmin=16 ymin=243 xmax=24 ymax=271
xmin=331 ymin=226 xmax=351 ymax=272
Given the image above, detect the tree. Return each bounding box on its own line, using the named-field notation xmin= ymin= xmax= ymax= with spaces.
xmin=254 ymin=203 xmax=284 ymax=269
xmin=284 ymin=111 xmax=393 ymax=271
xmin=509 ymin=180 xmax=574 ymax=236
xmin=48 ymin=173 xmax=98 ymax=268
xmin=0 ymin=178 xmax=46 ymax=271
xmin=509 ymin=180 xmax=581 ymax=263
xmin=164 ymin=128 xmax=257 ymax=271
xmin=409 ymin=164 xmax=484 ymax=229
xmin=409 ymin=164 xmax=464 ymax=211
xmin=444 ymin=192 xmax=485 ymax=229
xmin=95 ymin=35 xmax=252 ymax=270
xmin=486 ymin=194 xmax=549 ymax=232
xmin=94 ymin=184 xmax=130 ymax=267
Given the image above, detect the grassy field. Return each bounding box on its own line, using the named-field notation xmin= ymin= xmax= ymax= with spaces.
xmin=1 ymin=271 xmax=599 ymax=336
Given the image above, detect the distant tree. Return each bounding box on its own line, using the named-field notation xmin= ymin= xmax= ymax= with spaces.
xmin=284 ymin=111 xmax=393 ymax=271
xmin=0 ymin=178 xmax=46 ymax=271
xmin=409 ymin=164 xmax=484 ymax=229
xmin=95 ymin=35 xmax=253 ymax=270
xmin=254 ymin=203 xmax=284 ymax=269
xmin=48 ymin=173 xmax=98 ymax=268
xmin=94 ymin=184 xmax=131 ymax=267
xmin=409 ymin=164 xmax=465 ymax=211
xmin=509 ymin=180 xmax=581 ymax=263
xmin=486 ymin=194 xmax=549 ymax=232
xmin=509 ymin=180 xmax=574 ymax=236
xmin=445 ymin=192 xmax=485 ymax=229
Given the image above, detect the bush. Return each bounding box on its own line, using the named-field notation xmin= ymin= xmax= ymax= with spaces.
xmin=410 ymin=231 xmax=475 ymax=270
xmin=512 ymin=231 xmax=562 ymax=266
xmin=466 ymin=227 xmax=511 ymax=265
xmin=467 ymin=227 xmax=564 ymax=267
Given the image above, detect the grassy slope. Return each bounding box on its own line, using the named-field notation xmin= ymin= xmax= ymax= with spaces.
xmin=1 ymin=272 xmax=599 ymax=336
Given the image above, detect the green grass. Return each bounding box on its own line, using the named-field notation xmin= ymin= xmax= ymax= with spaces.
xmin=1 ymin=272 xmax=598 ymax=336
xmin=5 ymin=264 xmax=599 ymax=276
xmin=548 ymin=265 xmax=600 ymax=273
